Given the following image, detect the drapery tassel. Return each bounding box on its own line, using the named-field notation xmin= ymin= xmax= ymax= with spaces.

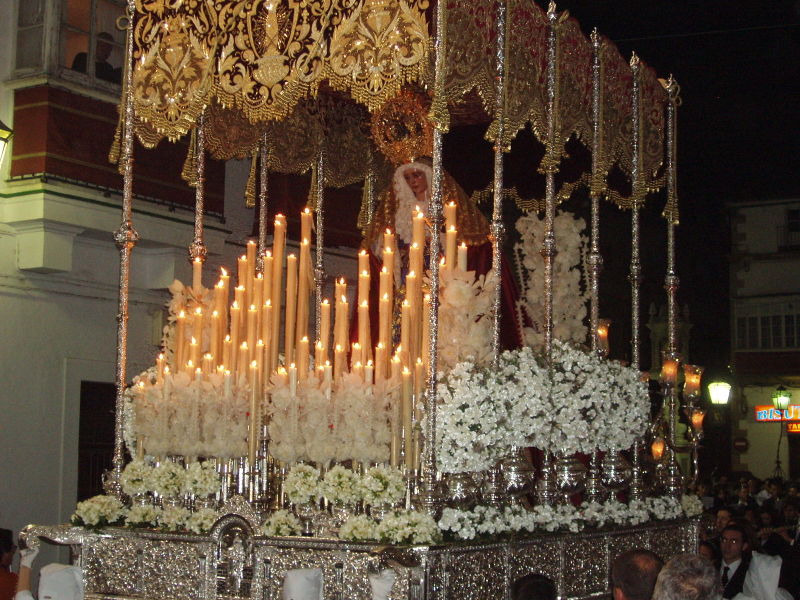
xmin=109 ymin=117 xmax=123 ymax=173
xmin=356 ymin=174 xmax=373 ymax=236
xmin=181 ymin=128 xmax=198 ymax=187
xmin=245 ymin=151 xmax=257 ymax=207
xmin=306 ymin=161 xmax=319 ymax=211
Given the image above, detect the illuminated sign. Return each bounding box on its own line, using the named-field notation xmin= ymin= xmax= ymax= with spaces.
xmin=755 ymin=405 xmax=800 ymax=422
xmin=788 ymin=423 xmax=800 ymax=434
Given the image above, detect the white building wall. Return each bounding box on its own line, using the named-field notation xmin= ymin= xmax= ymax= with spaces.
xmin=734 ymin=386 xmax=796 ymax=480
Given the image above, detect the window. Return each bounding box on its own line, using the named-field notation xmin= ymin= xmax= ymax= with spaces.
xmin=789 ymin=210 xmax=800 ymax=233
xmin=78 ymin=380 xmax=116 ymax=501
xmin=736 ymin=301 xmax=800 ymax=351
xmin=16 ymin=0 xmax=45 ymax=71
xmin=62 ymin=0 xmax=124 ymax=85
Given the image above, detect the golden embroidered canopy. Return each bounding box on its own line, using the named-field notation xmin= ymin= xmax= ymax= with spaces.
xmin=126 ymin=0 xmax=671 ymax=215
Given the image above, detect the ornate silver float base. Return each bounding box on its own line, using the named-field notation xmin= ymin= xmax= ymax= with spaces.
xmin=21 ymin=516 xmax=698 ymax=600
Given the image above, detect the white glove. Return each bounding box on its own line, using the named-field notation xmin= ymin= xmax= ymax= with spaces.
xmin=19 ymin=546 xmax=38 ymax=569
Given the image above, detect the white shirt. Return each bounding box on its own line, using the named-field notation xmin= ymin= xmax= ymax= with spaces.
xmin=722 ymin=558 xmax=742 ymax=586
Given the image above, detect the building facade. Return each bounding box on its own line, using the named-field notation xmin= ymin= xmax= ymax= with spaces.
xmin=729 ymin=198 xmax=800 ymax=480
xmin=0 ymin=0 xmax=358 ymax=557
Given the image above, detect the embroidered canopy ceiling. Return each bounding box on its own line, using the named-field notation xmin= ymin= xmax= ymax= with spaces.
xmin=126 ymin=0 xmax=671 ymax=214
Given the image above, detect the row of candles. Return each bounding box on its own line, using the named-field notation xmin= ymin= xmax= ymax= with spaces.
xmin=160 ymin=203 xmax=467 ymax=467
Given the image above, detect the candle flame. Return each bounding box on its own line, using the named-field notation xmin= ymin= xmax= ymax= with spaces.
xmin=367 ymin=360 xmax=374 ymax=367
xmin=187 ymin=360 xmax=194 ymax=368
xmin=385 ymin=228 xmax=392 ymax=234
xmin=359 ymin=249 xmax=367 ymax=256
xmin=158 ymin=353 xmax=164 ymax=360
xmin=248 ymin=240 xmax=256 ymax=246
xmin=138 ymin=381 xmax=145 ymax=387
xmin=335 ymin=344 xmax=343 ymax=351
xmin=249 ymin=304 xmax=256 ymax=311
xmin=325 ymin=360 xmax=331 ymax=366
xmin=341 ymin=295 xmax=348 ymax=303
xmin=403 ymin=366 xmax=410 ymax=374
xmin=301 ymin=336 xmax=308 ymax=343
xmin=240 ymin=342 xmax=248 ymax=349
xmin=250 ymin=360 xmax=257 ymax=368
xmin=216 ymin=280 xmax=224 ymax=288
xmin=257 ymin=339 xmax=264 ymax=347
xmin=265 ymin=250 xmax=272 ymax=258
xmin=322 ymin=298 xmax=329 ymax=305
xmin=220 ymin=267 xmax=228 ymax=276
xmin=236 ymin=285 xmax=245 ymax=291
xmin=361 ymin=270 xmax=369 ymax=276
xmin=191 ymin=337 xmax=197 ymax=344
xmin=361 ymin=300 xmax=368 ymax=308
xmin=303 ymin=207 xmax=310 ymax=214
xmin=212 ymin=310 xmax=219 ymax=317
xmin=179 ymin=310 xmax=186 ymax=318
xmin=225 ymin=334 xmax=231 ymax=342
xmin=232 ymin=301 xmax=239 ymax=309
xmin=377 ymin=342 xmax=385 ymax=349
xmin=265 ymin=299 xmax=271 ymax=307
xmin=448 ymin=225 xmax=456 ymax=232
xmin=194 ymin=257 xmax=201 ymax=263
xmin=240 ymin=254 xmax=246 ymax=261
xmin=164 ymin=366 xmax=171 ymax=374
xmin=224 ymin=369 xmax=231 ymax=375
xmin=382 ymin=293 xmax=389 ymax=300
xmin=195 ymin=307 xmax=202 ymax=315
xmin=256 ymin=273 xmax=263 ymax=280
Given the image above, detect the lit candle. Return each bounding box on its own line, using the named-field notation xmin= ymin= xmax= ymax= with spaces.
xmin=358 ymin=269 xmax=370 ymax=306
xmin=301 ymin=207 xmax=312 ymax=244
xmin=414 ymin=357 xmax=425 ymax=396
xmin=288 ymin=363 xmax=297 ymax=397
xmin=379 ymin=292 xmax=391 ymax=360
xmin=247 ymin=304 xmax=258 ymax=356
xmin=253 ymin=273 xmax=264 ymax=333
xmin=156 ymin=353 xmax=165 ymax=384
xmin=353 ymin=360 xmax=364 ymax=381
xmin=248 ymin=359 xmax=260 ymax=465
xmin=314 ymin=341 xmax=324 ymax=370
xmin=237 ymin=254 xmax=248 ymax=290
xmin=402 ymin=366 xmax=413 ymax=469
xmin=296 ymin=238 xmax=311 ymax=349
xmin=375 ymin=342 xmax=386 ymax=381
xmin=320 ymin=299 xmax=331 ymax=360
xmin=246 ymin=239 xmax=257 ymax=284
xmin=660 ymin=353 xmax=680 ymax=387
xmin=192 ymin=257 xmax=203 ymax=292
xmin=683 ymin=364 xmax=704 ymax=399
xmin=202 ymin=352 xmax=213 ymax=375
xmin=189 ymin=336 xmax=200 ymax=369
xmin=229 ymin=302 xmax=241 ymax=372
xmin=209 ymin=310 xmax=220 ymax=362
xmin=238 ymin=342 xmax=250 ymax=377
xmin=458 ymin=242 xmax=468 ymax=271
xmin=175 ymin=310 xmax=187 ymax=370
xmin=408 ymin=244 xmax=422 ymax=285
xmin=445 ymin=225 xmax=457 ymax=273
xmin=421 ymin=293 xmax=431 ymax=366
xmin=412 ymin=209 xmax=425 ymax=247
xmin=270 ymin=215 xmax=286 ymax=374
xmin=358 ymin=300 xmax=369 ymax=364
xmin=334 ymin=344 xmax=345 ymax=380
xmin=222 ymin=334 xmax=232 ymax=370
xmin=219 ymin=268 xmax=230 ymax=335
xmin=261 ymin=300 xmax=273 ymax=372
xmin=223 ymin=369 xmax=232 ymax=400
xmin=383 ymin=229 xmax=395 ymax=253
xmin=596 ymin=318 xmax=611 ymax=357
xmin=192 ymin=307 xmax=204 ymax=352
xmin=400 ymin=300 xmax=410 ymax=367
xmin=351 ymin=342 xmax=361 ymax=370
xmin=358 ymin=249 xmax=369 ymax=277
xmin=297 ymin=336 xmax=309 ymax=380
xmin=284 ymin=253 xmax=298 ymax=365
xmin=365 ymin=360 xmax=374 ymax=385
xmin=444 ymin=201 xmax=457 ymax=232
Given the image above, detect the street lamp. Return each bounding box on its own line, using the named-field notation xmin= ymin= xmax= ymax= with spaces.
xmin=708 ymin=381 xmax=732 ymax=406
xmin=0 ymin=118 xmax=13 ymax=167
xmin=773 ymin=386 xmax=792 ymax=411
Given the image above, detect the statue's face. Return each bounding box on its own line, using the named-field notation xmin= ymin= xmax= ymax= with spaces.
xmin=403 ymin=168 xmax=427 ymax=196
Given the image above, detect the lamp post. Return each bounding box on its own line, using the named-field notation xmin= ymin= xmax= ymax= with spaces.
xmin=0 ymin=118 xmax=13 ymax=168
xmin=707 ymin=380 xmax=731 ymax=480
xmin=708 ymin=381 xmax=732 ymax=407
xmin=773 ymin=386 xmax=792 ymax=479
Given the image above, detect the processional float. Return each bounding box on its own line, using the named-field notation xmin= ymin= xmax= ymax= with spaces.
xmin=22 ymin=1 xmax=704 ymax=598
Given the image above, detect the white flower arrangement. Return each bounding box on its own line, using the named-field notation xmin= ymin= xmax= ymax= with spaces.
xmin=125 ymin=504 xmax=161 ymax=528
xmin=120 ymin=460 xmax=153 ymax=496
xmin=158 ymin=506 xmax=191 ymax=531
xmin=184 ymin=461 xmax=220 ymax=497
xmin=515 ymin=210 xmax=589 ymax=348
xmin=375 ymin=511 xmax=441 ymax=546
xmin=186 ymin=508 xmax=219 ymax=534
xmin=680 ymin=494 xmax=704 ymax=517
xmin=321 ymin=466 xmax=361 ymax=505
xmin=431 ymin=267 xmax=496 ymax=370
xmin=360 ymin=465 xmax=405 ymax=506
xmin=127 ymin=368 xmax=250 ymax=460
xmin=645 ymin=496 xmax=684 ymax=521
xmin=284 ymin=464 xmax=321 ymax=505
xmin=339 ymin=515 xmax=378 ymax=542
xmin=436 ymin=342 xmax=649 ymax=472
xmin=260 ymin=510 xmax=302 ymax=537
xmin=71 ymin=495 xmax=126 ymax=529
xmin=438 ymin=496 xmax=693 ymax=541
xmin=268 ymin=373 xmax=393 ymax=466
xmin=150 ymin=462 xmax=186 ymax=498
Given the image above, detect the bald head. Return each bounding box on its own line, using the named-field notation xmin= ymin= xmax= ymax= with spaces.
xmin=612 ymin=549 xmax=664 ymax=600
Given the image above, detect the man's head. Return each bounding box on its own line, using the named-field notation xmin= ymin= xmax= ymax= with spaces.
xmin=783 ymin=499 xmax=799 ymax=523
xmin=511 ymin=573 xmax=556 ymax=600
xmin=720 ymin=523 xmax=750 ymax=564
xmin=737 ymin=486 xmax=750 ymax=501
xmin=715 ymin=507 xmax=733 ymax=533
xmin=652 ymin=554 xmax=719 ymax=600
xmin=611 ymin=549 xmax=664 ymax=600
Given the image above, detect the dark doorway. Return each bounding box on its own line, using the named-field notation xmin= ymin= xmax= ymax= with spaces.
xmin=77 ymin=381 xmax=116 ymax=500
